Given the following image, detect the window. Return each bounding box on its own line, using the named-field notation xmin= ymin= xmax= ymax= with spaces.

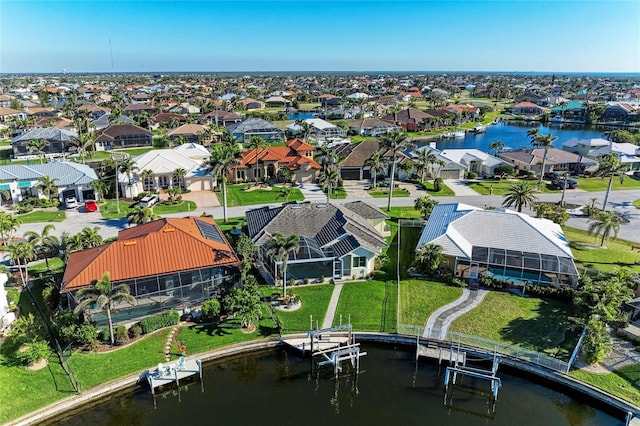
xmin=352 ymin=256 xmax=366 ymax=268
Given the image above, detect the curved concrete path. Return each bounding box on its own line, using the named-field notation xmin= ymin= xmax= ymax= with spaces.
xmin=423 ymin=288 xmax=488 ymax=340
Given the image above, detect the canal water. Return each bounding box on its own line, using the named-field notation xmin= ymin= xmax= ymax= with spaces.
xmin=51 ymin=345 xmax=620 ymax=425
xmin=434 ymin=121 xmax=606 ymax=153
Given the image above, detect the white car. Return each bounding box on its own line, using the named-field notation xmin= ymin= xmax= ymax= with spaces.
xmin=65 ymin=196 xmax=78 ymax=209
xmin=139 ymin=194 xmax=159 ymax=208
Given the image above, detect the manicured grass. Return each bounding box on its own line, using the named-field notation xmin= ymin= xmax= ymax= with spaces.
xmin=421 ymin=181 xmax=455 ymax=196
xmin=570 ymin=365 xmax=640 ymax=406
xmin=153 ymin=200 xmax=197 ymax=214
xmin=385 ymin=206 xmax=422 ymax=219
xmin=383 ymin=219 xmax=423 ymax=280
xmin=332 ymin=280 xmax=397 ymax=332
xmin=100 ymin=198 xmax=136 ymax=219
xmin=399 ymin=279 xmax=462 ymax=327
xmin=633 ymin=198 xmax=640 ymax=209
xmin=369 ymin=188 xmax=410 ymax=198
xmin=28 ymin=258 xmax=65 ymax=274
xmin=297 ymin=102 xmax=321 ymax=110
xmin=575 ymin=176 xmax=640 ymax=192
xmin=275 ymin=284 xmax=334 ymax=333
xmin=563 ymin=226 xmax=640 ymax=273
xmin=217 ymin=184 xmax=304 ymax=207
xmin=16 ymin=210 xmax=66 ymax=223
xmin=326 ymin=188 xmax=347 ymax=199
xmin=217 ymin=216 xmax=246 ymax=232
xmin=467 ymin=179 xmax=552 ymax=195
xmin=449 ymin=291 xmax=578 ymax=358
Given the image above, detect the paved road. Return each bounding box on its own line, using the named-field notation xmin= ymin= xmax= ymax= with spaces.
xmin=13 ymin=188 xmax=640 ymax=243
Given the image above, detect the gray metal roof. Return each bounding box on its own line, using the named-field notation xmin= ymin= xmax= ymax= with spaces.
xmin=227 ymin=117 xmax=284 ymax=134
xmin=11 ymin=127 xmax=77 ymax=143
xmin=0 ymin=161 xmax=98 ymax=186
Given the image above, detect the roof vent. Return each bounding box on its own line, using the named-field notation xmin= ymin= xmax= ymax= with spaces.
xmin=124 ymin=241 xmax=137 ymax=246
xmin=163 ymin=227 xmax=176 ymax=233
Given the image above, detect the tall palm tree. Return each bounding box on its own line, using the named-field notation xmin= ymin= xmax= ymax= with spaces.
xmin=28 ymin=138 xmax=49 ymax=164
xmin=202 ymin=140 xmax=241 ymax=222
xmin=266 ymin=232 xmax=300 ymax=297
xmin=127 ymin=206 xmax=158 ymax=226
xmin=502 ymin=181 xmax=538 ymax=213
xmin=245 ymin=136 xmax=268 ymax=185
xmin=173 ymin=168 xmax=187 ymax=190
xmin=24 ymin=224 xmax=59 ymax=268
xmin=364 ymin=151 xmax=387 ymax=188
xmin=140 ymin=169 xmax=155 ymax=192
xmin=378 ymin=131 xmax=410 ymax=211
xmin=318 ymin=167 xmax=341 ymax=203
xmin=0 ymin=212 xmax=21 ymax=246
xmin=594 ymin=152 xmax=629 ymax=211
xmin=488 ymin=140 xmax=504 ymax=156
xmin=73 ymin=272 xmax=136 ymax=346
xmin=90 ymin=180 xmax=108 ymax=201
xmin=68 ymin=133 xmax=94 ymax=163
xmin=6 ymin=241 xmax=36 ymax=288
xmin=588 ymin=211 xmax=621 ymax=247
xmin=37 ymin=175 xmax=59 ymax=202
xmin=531 ymin=132 xmax=557 ymax=188
xmin=118 ymin=157 xmax=138 ymax=198
xmin=294 ymin=119 xmax=313 ymax=140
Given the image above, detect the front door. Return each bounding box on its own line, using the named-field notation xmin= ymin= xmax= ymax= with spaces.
xmin=334 ymin=259 xmax=342 ymax=278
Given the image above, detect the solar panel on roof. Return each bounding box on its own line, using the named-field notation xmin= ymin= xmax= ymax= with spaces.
xmin=195 ymin=219 xmax=225 ymax=244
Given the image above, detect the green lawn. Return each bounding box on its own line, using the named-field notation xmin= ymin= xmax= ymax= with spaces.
xmin=633 ymin=198 xmax=640 ymax=209
xmin=28 ymin=258 xmax=65 ymax=274
xmin=332 ymin=280 xmax=397 ymax=332
xmin=16 ymin=210 xmax=66 ymax=223
xmin=217 ymin=184 xmax=304 ymax=207
xmin=399 ymin=279 xmax=462 ymax=327
xmin=369 ymin=188 xmax=410 ymax=198
xmin=570 ymin=365 xmax=640 ymax=406
xmin=153 ymin=200 xmax=197 ymax=214
xmin=449 ymin=291 xmax=578 ymax=358
xmin=99 ymin=199 xmax=136 ymax=219
xmin=385 ymin=206 xmax=422 ymax=219
xmin=383 ymin=217 xmax=423 ymax=280
xmin=275 ymin=284 xmax=334 ymax=333
xmin=325 ymin=188 xmax=347 ymax=199
xmin=467 ymin=179 xmax=552 ymax=195
xmin=563 ymin=226 xmax=640 ymax=273
xmin=217 ymin=216 xmax=246 ymax=232
xmin=421 ymin=181 xmax=456 ymax=196
xmin=575 ymin=176 xmax=640 ymax=191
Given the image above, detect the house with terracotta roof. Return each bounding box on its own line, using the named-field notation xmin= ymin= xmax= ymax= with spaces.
xmin=246 ymin=202 xmax=388 ymax=283
xmin=231 ymin=138 xmax=320 ymax=184
xmin=201 ymin=110 xmax=244 ymax=127
xmin=381 ymin=108 xmax=434 ymax=132
xmin=167 ymin=123 xmax=209 ymax=145
xmin=511 ymin=101 xmax=545 ymax=116
xmin=61 ymin=217 xmax=241 ymax=326
xmin=94 ymin=124 xmax=152 ymax=150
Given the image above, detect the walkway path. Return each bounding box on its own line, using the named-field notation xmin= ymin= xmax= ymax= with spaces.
xmin=163 ymin=323 xmax=184 ymax=362
xmin=322 ymin=283 xmax=344 ymax=329
xmin=423 ymin=288 xmax=488 ymax=340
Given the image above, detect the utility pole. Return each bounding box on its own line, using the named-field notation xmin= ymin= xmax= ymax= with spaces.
xmin=111 ymin=152 xmax=127 ymax=214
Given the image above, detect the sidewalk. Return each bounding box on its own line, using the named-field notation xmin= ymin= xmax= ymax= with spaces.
xmin=423 ymin=288 xmax=488 ymax=339
xmin=322 ymin=283 xmax=344 ymax=328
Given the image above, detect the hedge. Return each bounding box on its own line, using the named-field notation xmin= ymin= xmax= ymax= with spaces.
xmin=139 ymin=310 xmax=180 ymax=334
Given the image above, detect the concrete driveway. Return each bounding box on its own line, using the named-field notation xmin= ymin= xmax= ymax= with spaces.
xmin=180 ymin=190 xmax=220 ymax=209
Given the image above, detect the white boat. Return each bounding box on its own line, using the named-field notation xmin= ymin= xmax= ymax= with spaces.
xmin=441 ymin=132 xmax=454 ymax=139
xmin=453 ymin=129 xmax=465 ymax=138
xmin=550 ymin=116 xmax=565 ymax=123
xmin=471 ymin=125 xmax=487 ymax=134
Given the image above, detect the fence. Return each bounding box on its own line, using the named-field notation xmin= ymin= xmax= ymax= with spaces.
xmin=397 ymin=323 xmax=570 ymax=374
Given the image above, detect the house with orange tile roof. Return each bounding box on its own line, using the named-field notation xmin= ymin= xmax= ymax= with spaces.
xmin=231 ymin=138 xmax=321 ymax=184
xmin=61 ymin=217 xmax=240 ymax=326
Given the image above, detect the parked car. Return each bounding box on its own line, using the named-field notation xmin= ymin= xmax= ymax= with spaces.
xmin=85 ymin=199 xmax=99 ymax=212
xmin=632 ymin=171 xmax=640 ymax=180
xmin=139 ymin=194 xmax=159 ymax=208
xmin=65 ymin=196 xmax=78 ymax=209
xmin=544 ymin=171 xmax=561 ymax=181
xmin=552 ymin=179 xmax=578 ymax=189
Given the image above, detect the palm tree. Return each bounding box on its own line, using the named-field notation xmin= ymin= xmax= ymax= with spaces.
xmin=526 ymin=127 xmax=539 ymax=145
xmin=172 ymin=168 xmax=187 ymax=190
xmin=37 ymin=175 xmax=59 ymax=202
xmin=0 ymin=212 xmax=21 ymax=246
xmin=588 ymin=211 xmax=621 ymax=247
xmin=266 ymin=232 xmax=300 ymax=298
xmin=414 ymin=243 xmax=444 ymax=275
xmin=90 ymin=180 xmax=108 ymax=201
xmin=413 ymin=149 xmax=445 ymax=182
xmin=276 ymin=187 xmax=292 ymax=202
xmin=73 ymin=272 xmax=136 ymax=346
xmin=593 ymin=152 xmax=629 ymax=211
xmin=68 ymin=133 xmax=94 ymax=163
xmin=414 ymin=196 xmax=439 ymax=220
xmin=378 ymin=131 xmax=410 ymax=211
xmin=502 ymin=181 xmax=538 ymax=213
xmin=24 ymin=224 xmax=59 ymax=268
xmin=488 ymin=140 xmax=504 ymax=156
xmin=28 ymin=138 xmax=49 ymax=164
xmin=140 ymin=169 xmax=155 ymax=192
xmin=294 ymin=119 xmax=313 ymax=140
xmin=364 ymin=151 xmax=387 ymax=188
xmin=127 ymin=205 xmax=158 ymax=226
xmin=531 ymin=132 xmax=557 ymax=188
xmin=245 ymin=136 xmax=268 ymax=185
xmin=318 ymin=167 xmax=341 ymax=203
xmin=6 ymin=241 xmax=36 ymax=288
xmin=118 ymin=157 xmax=138 ymax=198
xmin=202 ymin=140 xmax=241 ymax=223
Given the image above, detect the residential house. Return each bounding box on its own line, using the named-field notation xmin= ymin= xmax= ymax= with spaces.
xmin=227 ymin=117 xmax=285 ymax=143
xmin=602 ymin=103 xmax=639 ymax=123
xmin=231 ymin=138 xmax=320 ymax=184
xmin=60 ymin=217 xmax=240 ymax=327
xmin=346 ymin=118 xmax=401 ymax=137
xmin=90 ymin=113 xmax=135 ymax=131
xmin=562 ymin=138 xmax=610 ymax=157
xmin=438 ymin=148 xmax=511 ymax=177
xmin=551 ymin=101 xmax=586 ymax=121
xmin=242 ymin=98 xmax=265 ymax=110
xmin=381 ymin=108 xmax=433 ymax=132
xmin=152 ymin=113 xmax=187 ymax=129
xmin=511 ymin=101 xmax=545 ymax=116
xmin=202 ymin=110 xmax=244 ymax=127
xmin=497 ymin=148 xmax=596 ymax=175
xmin=0 ymin=107 xmax=26 ymax=124
xmin=0 ymin=95 xmax=13 ymax=108
xmin=0 ymin=161 xmax=98 ymax=204
xmin=78 ymin=104 xmax=110 ymax=120
xmin=409 ymin=146 xmax=466 ymax=179
xmin=94 ymin=124 xmax=152 ymax=151
xmin=589 ymin=141 xmax=640 ymax=172
xmin=265 ymin=96 xmax=291 ymax=107
xmin=11 ymin=127 xmax=78 ymax=158
xmin=332 ymin=140 xmax=412 ymax=181
xmin=416 ymin=203 xmax=579 ymax=286
xmin=286 ymin=118 xmax=346 ymax=143
xmin=167 ymin=123 xmax=209 ymax=145
xmin=245 ymin=201 xmax=388 ymax=283
xmin=34 ymin=116 xmax=74 ymax=129
xmin=124 ymin=103 xmax=158 ymax=116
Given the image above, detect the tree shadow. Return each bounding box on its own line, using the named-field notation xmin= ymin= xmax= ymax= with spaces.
xmin=188 ymin=322 xmax=234 ymax=337
xmin=47 ymin=361 xmax=77 ymax=394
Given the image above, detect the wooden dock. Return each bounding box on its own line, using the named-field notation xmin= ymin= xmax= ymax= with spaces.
xmin=282 ymin=335 xmax=350 ymax=354
xmin=417 ymin=344 xmax=466 ymax=364
xmin=145 ymin=357 xmax=202 ymax=394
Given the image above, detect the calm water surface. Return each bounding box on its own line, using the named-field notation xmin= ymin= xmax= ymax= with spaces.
xmin=52 ymin=345 xmax=620 ymax=426
xmin=434 ymin=122 xmax=605 ymax=153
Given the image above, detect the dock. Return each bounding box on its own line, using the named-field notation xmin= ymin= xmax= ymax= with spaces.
xmin=282 ymin=324 xmax=353 ymax=356
xmin=145 ymin=357 xmax=202 ymax=394
xmin=417 ymin=344 xmax=466 ymax=365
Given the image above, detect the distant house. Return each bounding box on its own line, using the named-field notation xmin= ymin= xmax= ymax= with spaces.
xmin=0 ymin=107 xmax=25 ymax=124
xmin=124 ymin=103 xmax=158 ymax=116
xmin=167 ymin=123 xmax=209 ymax=145
xmin=94 ymin=124 xmax=152 ymax=150
xmin=286 ymin=118 xmax=345 ymax=143
xmin=242 ymin=98 xmax=265 ymax=110
xmin=78 ymin=104 xmax=110 ymax=120
xmin=231 ymin=138 xmax=320 ymax=184
xmin=332 ymin=140 xmax=411 ymax=181
xmin=551 ymin=101 xmax=586 ymax=121
xmin=202 ymin=110 xmax=244 ymax=126
xmin=0 ymin=161 xmax=98 ymax=204
xmin=90 ymin=113 xmax=135 ymax=131
xmin=602 ymin=103 xmax=639 ymax=123
xmin=60 ymin=217 xmax=241 ymax=327
xmin=497 ymin=148 xmax=596 ymax=175
xmin=511 ymin=101 xmax=545 ymax=116
xmin=11 ymin=127 xmax=78 ymax=158
xmin=245 ymin=201 xmax=388 ymax=283
xmin=265 ymin=96 xmax=291 ymax=107
xmin=416 ymin=203 xmax=579 ymax=286
xmin=0 ymin=95 xmax=13 ymax=108
xmin=381 ymin=108 xmax=433 ymax=132
xmin=346 ymin=118 xmax=401 ymax=137
xmin=34 ymin=116 xmax=74 ymax=129
xmin=152 ymin=112 xmax=187 ymax=128
xmin=227 ymin=117 xmax=285 ymax=143
xmin=438 ymin=148 xmax=511 ymax=177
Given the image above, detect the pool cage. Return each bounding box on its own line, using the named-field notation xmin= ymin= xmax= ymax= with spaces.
xmin=455 ymin=246 xmax=579 ymax=286
xmin=260 ymin=236 xmax=339 ymax=282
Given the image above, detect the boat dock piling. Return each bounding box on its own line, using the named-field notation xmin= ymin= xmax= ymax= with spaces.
xmin=146 ymin=357 xmax=202 ymax=395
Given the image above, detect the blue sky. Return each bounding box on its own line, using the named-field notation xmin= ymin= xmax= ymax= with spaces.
xmin=1 ymin=1 xmax=639 ymax=73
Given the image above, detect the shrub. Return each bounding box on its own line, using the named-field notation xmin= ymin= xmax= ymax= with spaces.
xmin=202 ymin=298 xmax=221 ymax=320
xmin=493 ymin=164 xmax=514 ymax=176
xmin=303 ymin=278 xmax=309 ymax=285
xmin=114 ymin=325 xmax=128 ymax=346
xmin=433 ymin=177 xmax=443 ymax=192
xmin=129 ymin=324 xmax=143 ymax=339
xmin=19 ymin=340 xmax=51 ymax=365
xmin=450 ymin=277 xmax=468 ymax=288
xmin=139 ymin=310 xmax=180 ymax=334
xmin=465 ymin=171 xmax=477 ymax=180
xmin=5 ymin=287 xmax=19 ymax=305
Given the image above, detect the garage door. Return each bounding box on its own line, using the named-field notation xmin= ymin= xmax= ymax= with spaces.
xmin=340 ymin=168 xmax=362 ymax=180
xmin=439 ymin=169 xmax=462 ymax=179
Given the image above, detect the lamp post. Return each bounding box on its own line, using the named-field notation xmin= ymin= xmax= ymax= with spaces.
xmin=110 ymin=152 xmax=128 ymax=214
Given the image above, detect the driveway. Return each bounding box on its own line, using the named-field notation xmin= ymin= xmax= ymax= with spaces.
xmin=444 ymin=179 xmax=480 ymax=196
xmin=179 ymin=190 xmax=220 ymax=209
